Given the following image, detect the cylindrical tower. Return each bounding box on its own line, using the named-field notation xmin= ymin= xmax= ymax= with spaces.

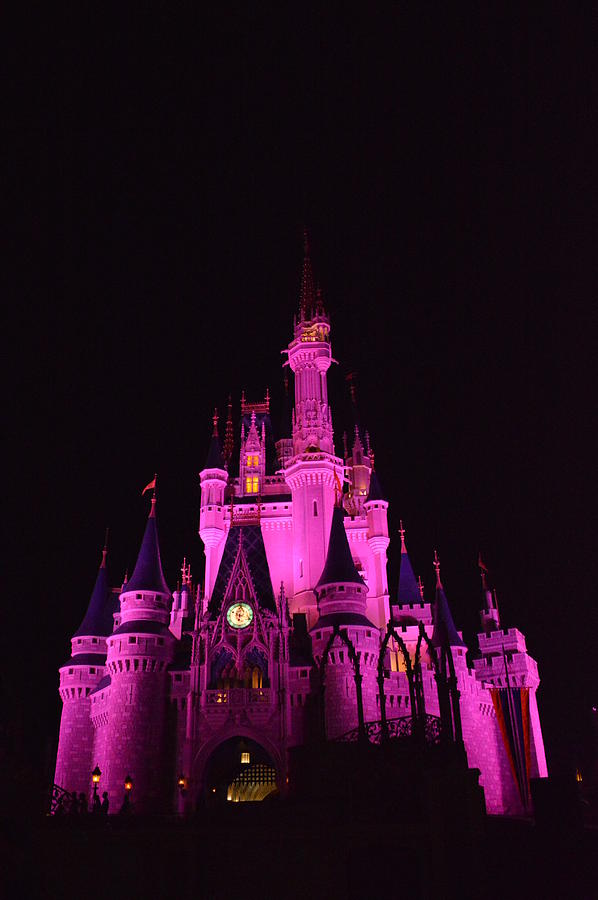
xmin=283 ymin=235 xmax=343 ymax=622
xmin=310 ymin=505 xmax=380 ymax=739
xmin=103 ymin=496 xmax=175 ymax=812
xmin=54 ymin=542 xmax=114 ymax=796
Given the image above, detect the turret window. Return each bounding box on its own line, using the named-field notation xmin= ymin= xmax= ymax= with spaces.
xmin=246 ymin=455 xmax=259 ymax=468
xmin=246 ymin=476 xmax=259 ymax=493
xmin=313 ymin=500 xmax=318 ymax=517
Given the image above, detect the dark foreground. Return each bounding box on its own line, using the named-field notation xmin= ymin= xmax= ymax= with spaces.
xmin=1 ymin=803 xmax=596 ymax=900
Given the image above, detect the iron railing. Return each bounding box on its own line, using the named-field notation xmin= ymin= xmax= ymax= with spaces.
xmin=335 ymin=713 xmax=442 ymax=746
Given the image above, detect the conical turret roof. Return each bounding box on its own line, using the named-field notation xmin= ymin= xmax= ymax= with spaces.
xmin=73 ymin=547 xmax=114 ymax=637
xmin=205 ymin=434 xmax=225 ymax=469
xmin=125 ymin=498 xmax=171 ymax=595
xmin=205 ymin=409 xmax=226 ymax=469
xmin=431 ymin=565 xmax=466 ymax=649
xmin=316 ymin=506 xmax=364 ymax=588
xmin=366 ymin=469 xmax=384 ymax=501
xmin=397 ymin=546 xmax=421 ymax=605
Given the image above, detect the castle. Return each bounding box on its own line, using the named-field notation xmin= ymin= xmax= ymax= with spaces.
xmin=54 ymin=237 xmax=548 ymax=816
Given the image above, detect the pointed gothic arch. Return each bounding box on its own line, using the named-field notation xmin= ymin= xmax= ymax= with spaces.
xmin=377 ymin=623 xmax=419 ymax=741
xmin=318 ymin=624 xmax=366 ymax=741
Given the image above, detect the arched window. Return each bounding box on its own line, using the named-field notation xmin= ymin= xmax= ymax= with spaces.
xmin=313 ymin=500 xmax=318 ymax=517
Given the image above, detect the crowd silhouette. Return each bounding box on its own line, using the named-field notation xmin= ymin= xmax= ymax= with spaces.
xmin=52 ymin=789 xmax=129 ymax=821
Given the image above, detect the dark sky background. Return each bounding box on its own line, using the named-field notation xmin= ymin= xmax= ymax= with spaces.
xmin=4 ymin=6 xmax=596 ymax=785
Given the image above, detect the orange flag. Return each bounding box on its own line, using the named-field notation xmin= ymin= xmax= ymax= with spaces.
xmin=142 ymin=475 xmax=157 ymax=496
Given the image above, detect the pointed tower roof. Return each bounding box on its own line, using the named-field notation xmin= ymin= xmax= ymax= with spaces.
xmin=431 ymin=551 xmax=466 ymax=648
xmin=125 ymin=497 xmax=171 ymax=595
xmin=397 ymin=521 xmax=421 ymax=605
xmin=73 ymin=538 xmax=113 ymax=637
xmin=366 ymin=468 xmax=385 ymax=501
xmin=316 ymin=506 xmax=364 ymax=588
xmin=208 ymin=524 xmax=275 ymax=615
xmin=205 ymin=408 xmax=225 ymax=469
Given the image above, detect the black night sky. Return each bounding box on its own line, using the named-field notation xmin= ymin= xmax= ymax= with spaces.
xmin=5 ymin=6 xmax=596 ymax=787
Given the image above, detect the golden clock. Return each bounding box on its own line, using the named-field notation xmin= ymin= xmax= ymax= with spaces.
xmin=226 ymin=602 xmax=254 ymax=629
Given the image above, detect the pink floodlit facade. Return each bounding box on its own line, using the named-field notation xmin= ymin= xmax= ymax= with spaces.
xmin=54 ymin=243 xmax=548 ymax=815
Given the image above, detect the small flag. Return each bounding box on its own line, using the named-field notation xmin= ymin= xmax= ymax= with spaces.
xmin=142 ymin=475 xmax=157 ymax=496
xmin=333 ymin=468 xmax=343 ymax=498
xmin=478 ymin=552 xmax=488 ymax=572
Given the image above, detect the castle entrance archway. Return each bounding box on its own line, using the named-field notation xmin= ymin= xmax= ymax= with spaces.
xmin=203 ymin=736 xmax=278 ymax=803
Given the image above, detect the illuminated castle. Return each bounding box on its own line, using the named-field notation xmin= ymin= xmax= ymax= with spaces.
xmin=54 ymin=236 xmax=547 ymax=815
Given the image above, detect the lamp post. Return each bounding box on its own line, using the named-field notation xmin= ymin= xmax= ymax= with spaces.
xmin=120 ymin=774 xmax=133 ymax=815
xmin=177 ymin=773 xmax=187 ymax=816
xmin=92 ymin=765 xmax=101 ymax=799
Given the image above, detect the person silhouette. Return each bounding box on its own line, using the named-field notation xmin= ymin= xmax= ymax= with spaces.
xmin=100 ymin=791 xmax=109 ymax=815
xmin=68 ymin=791 xmax=79 ymax=818
xmin=92 ymin=791 xmax=102 ymax=814
xmin=119 ymin=793 xmax=131 ymax=816
xmin=54 ymin=795 xmax=65 ymax=817
xmin=78 ymin=793 xmax=88 ymax=816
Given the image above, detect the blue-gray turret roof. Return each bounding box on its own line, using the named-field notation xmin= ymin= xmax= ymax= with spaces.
xmin=73 ymin=550 xmax=114 ymax=638
xmin=316 ymin=506 xmax=364 ymax=588
xmin=125 ymin=499 xmax=171 ymax=595
xmin=208 ymin=524 xmax=276 ymax=615
xmin=432 ymin=582 xmax=467 ymax=648
xmin=366 ymin=469 xmax=384 ymax=501
xmin=205 ymin=433 xmax=225 ymax=470
xmin=397 ymin=547 xmax=421 ymax=606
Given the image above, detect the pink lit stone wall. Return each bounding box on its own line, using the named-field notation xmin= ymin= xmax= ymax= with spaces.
xmin=102 ymin=669 xmax=170 ymax=812
xmin=55 ymin=666 xmax=104 ymax=795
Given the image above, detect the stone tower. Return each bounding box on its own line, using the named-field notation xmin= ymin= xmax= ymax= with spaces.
xmin=311 ymin=504 xmax=379 ymax=739
xmin=284 ymin=233 xmax=344 ymax=622
xmin=102 ymin=495 xmax=175 ymax=811
xmin=55 ymin=539 xmax=114 ymax=795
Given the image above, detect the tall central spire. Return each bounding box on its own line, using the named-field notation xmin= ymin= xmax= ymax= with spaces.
xmin=299 ymin=228 xmax=316 ymax=319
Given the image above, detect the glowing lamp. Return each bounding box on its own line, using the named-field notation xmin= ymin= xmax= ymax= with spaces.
xmin=124 ymin=774 xmax=133 ymax=792
xmin=91 ymin=765 xmax=101 ymax=796
xmin=177 ymin=774 xmax=187 ymax=791
xmin=576 ymin=769 xmax=583 ymax=783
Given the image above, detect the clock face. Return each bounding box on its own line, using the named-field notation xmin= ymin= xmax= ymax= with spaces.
xmin=226 ymin=602 xmax=254 ymax=629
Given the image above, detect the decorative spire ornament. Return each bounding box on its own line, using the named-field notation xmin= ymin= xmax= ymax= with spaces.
xmin=433 ymin=549 xmax=441 ymax=586
xmin=399 ymin=520 xmax=407 ymax=554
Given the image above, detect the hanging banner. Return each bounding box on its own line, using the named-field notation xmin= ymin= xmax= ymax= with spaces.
xmin=491 ymin=686 xmax=531 ymax=806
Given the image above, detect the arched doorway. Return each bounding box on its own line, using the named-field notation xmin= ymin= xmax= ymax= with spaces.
xmin=203 ymin=737 xmax=278 ymax=803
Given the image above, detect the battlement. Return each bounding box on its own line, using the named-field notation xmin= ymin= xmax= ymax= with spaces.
xmin=478 ymin=627 xmax=527 ymax=653
xmin=392 ymin=602 xmax=433 ymax=627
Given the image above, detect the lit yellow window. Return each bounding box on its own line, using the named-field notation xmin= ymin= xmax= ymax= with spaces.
xmin=241 ymin=752 xmax=250 ymax=764
xmin=246 ymin=455 xmax=258 ymax=468
xmin=246 ymin=476 xmax=259 ymax=494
